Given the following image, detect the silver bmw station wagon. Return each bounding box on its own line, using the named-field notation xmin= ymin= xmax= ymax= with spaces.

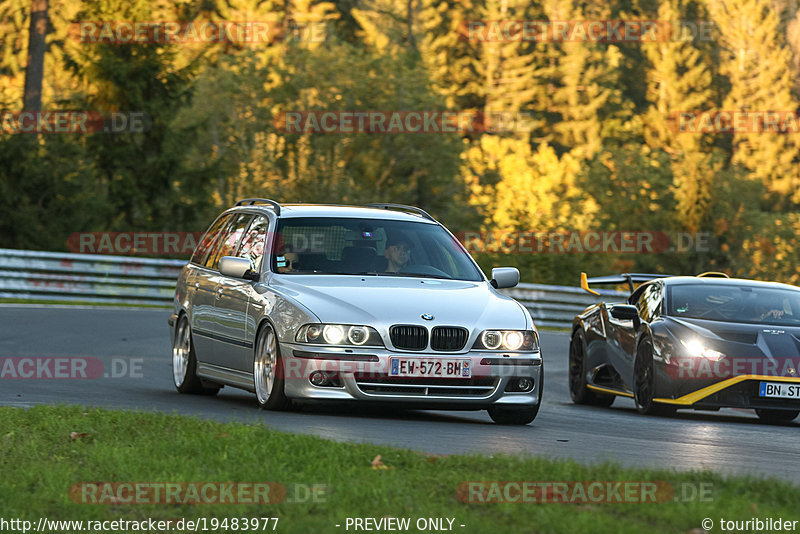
xmin=169 ymin=199 xmax=543 ymax=424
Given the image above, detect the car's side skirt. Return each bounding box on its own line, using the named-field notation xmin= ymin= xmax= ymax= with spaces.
xmin=197 ymin=362 xmax=254 ymax=392
xmin=587 ymin=384 xmax=633 ymax=398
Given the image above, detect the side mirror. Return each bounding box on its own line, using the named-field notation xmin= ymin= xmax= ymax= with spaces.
xmin=609 ymin=304 xmax=640 ymax=326
xmin=219 ymin=256 xmax=259 ymax=281
xmin=490 ymin=267 xmax=520 ymax=289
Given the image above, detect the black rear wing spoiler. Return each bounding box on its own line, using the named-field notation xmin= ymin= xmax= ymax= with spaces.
xmin=580 ymin=272 xmax=672 ymax=295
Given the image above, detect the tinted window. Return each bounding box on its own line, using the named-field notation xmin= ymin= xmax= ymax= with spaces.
xmin=667 ymin=283 xmax=800 ymax=325
xmin=271 ymin=217 xmax=483 ymax=281
xmin=191 ymin=214 xmax=231 ymax=265
xmin=205 ymin=213 xmax=252 ymax=270
xmin=237 ymin=216 xmax=268 ymax=272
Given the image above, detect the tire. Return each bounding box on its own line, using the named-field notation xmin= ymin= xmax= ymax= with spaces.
xmin=488 ymin=364 xmax=543 ymax=425
xmin=755 ymin=409 xmax=799 ymax=424
xmin=569 ymin=330 xmax=614 ymax=407
xmin=172 ymin=314 xmax=220 ymax=395
xmin=253 ymin=322 xmax=292 ymax=411
xmin=633 ymin=338 xmax=674 ymax=416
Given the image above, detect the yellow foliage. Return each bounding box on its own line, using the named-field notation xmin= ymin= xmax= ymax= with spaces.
xmin=462 ymin=136 xmax=598 ymax=233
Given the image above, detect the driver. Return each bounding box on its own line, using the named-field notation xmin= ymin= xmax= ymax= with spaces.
xmin=383 ymin=233 xmax=412 ymax=273
xmin=755 ymin=298 xmax=786 ymax=321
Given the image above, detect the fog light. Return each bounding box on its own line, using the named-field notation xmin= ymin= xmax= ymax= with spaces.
xmin=309 ymin=371 xmax=342 ymax=387
xmin=516 ymin=377 xmax=534 ymax=392
xmin=310 ymin=371 xmax=328 ymax=386
xmin=505 ymin=377 xmax=534 ymax=392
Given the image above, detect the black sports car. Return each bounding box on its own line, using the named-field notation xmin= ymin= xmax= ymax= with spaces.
xmin=569 ymin=272 xmax=800 ymax=423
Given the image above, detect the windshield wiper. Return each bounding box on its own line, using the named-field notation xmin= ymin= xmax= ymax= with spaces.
xmin=372 ymin=272 xmax=453 ymax=280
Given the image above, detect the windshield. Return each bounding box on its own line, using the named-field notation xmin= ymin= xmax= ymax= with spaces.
xmin=667 ymin=283 xmax=800 ymax=325
xmin=271 ymin=217 xmax=483 ymax=281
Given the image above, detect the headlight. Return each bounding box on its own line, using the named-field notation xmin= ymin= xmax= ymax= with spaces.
xmin=296 ymin=324 xmax=383 ymax=347
xmin=681 ymin=339 xmax=725 ymax=361
xmin=481 ymin=331 xmax=503 ymax=349
xmin=474 ymin=330 xmax=538 ymax=351
xmin=347 ymin=326 xmax=370 ymax=345
xmin=503 ymin=331 xmax=524 ymax=350
xmin=323 ymin=325 xmax=345 ymax=344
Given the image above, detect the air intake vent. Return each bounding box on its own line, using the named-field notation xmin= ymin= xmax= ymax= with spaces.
xmin=431 ymin=326 xmax=468 ymax=351
xmin=718 ymin=331 xmax=758 ymax=344
xmin=390 ymin=325 xmax=428 ymax=351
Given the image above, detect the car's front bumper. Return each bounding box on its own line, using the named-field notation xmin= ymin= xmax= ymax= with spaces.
xmin=655 ymin=375 xmax=800 ymax=411
xmin=280 ymin=342 xmax=542 ymax=409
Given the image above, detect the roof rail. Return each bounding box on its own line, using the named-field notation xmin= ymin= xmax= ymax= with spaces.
xmin=365 ymin=203 xmax=435 ymax=222
xmin=697 ymin=271 xmax=729 ymax=278
xmin=234 ymin=198 xmax=281 ymax=216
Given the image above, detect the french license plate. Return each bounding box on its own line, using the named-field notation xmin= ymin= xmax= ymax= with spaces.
xmin=389 ymin=358 xmax=471 ymax=378
xmin=759 ymin=382 xmax=800 ymax=399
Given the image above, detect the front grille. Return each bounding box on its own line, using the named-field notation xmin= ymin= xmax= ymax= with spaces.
xmin=354 ymin=373 xmax=498 ymax=397
xmin=390 ymin=325 xmax=428 ymax=350
xmin=431 ymin=326 xmax=468 ymax=351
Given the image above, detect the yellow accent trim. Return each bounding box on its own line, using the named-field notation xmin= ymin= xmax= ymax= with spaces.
xmin=697 ymin=271 xmax=729 ymax=278
xmin=581 ymin=272 xmax=600 ymax=296
xmin=587 ymin=384 xmax=633 ymax=398
xmin=653 ymin=375 xmax=800 ymax=405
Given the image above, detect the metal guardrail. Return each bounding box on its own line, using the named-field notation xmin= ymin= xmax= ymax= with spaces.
xmin=502 ymin=283 xmax=628 ymax=329
xmin=0 ymin=249 xmax=629 ymax=326
xmin=0 ymin=248 xmax=185 ymax=306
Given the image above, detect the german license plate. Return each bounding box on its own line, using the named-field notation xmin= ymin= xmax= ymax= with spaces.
xmin=389 ymin=358 xmax=471 ymax=378
xmin=759 ymin=382 xmax=800 ymax=399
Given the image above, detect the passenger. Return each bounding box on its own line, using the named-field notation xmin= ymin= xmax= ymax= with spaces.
xmin=276 ymin=248 xmax=299 ymax=273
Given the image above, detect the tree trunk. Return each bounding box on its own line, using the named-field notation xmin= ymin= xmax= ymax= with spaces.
xmin=23 ymin=0 xmax=48 ymax=112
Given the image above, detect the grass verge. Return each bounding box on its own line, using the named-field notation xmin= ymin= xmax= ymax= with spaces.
xmin=1 ymin=405 xmax=798 ymax=534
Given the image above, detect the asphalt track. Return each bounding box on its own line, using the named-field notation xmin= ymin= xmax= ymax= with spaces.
xmin=1 ymin=306 xmax=797 ymax=482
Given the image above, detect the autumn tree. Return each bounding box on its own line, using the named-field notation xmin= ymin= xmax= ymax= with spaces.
xmin=710 ymin=0 xmax=800 ymax=209
xmin=642 ymin=0 xmax=718 ymax=232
